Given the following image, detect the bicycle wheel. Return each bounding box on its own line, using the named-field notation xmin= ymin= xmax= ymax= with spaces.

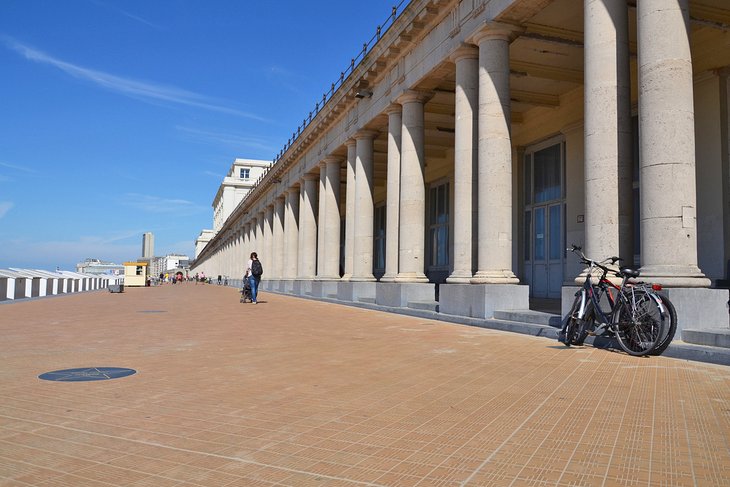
xmin=560 ymin=296 xmax=580 ymax=346
xmin=649 ymin=293 xmax=677 ymax=356
xmin=613 ymin=290 xmax=666 ymax=356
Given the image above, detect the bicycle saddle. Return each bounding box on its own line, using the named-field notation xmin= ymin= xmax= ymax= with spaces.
xmin=618 ymin=267 xmax=640 ymax=278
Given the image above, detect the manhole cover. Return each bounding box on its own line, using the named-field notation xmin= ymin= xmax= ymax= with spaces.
xmin=38 ymin=367 xmax=136 ymax=382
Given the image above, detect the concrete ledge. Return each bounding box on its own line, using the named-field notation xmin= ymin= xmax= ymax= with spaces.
xmin=493 ymin=310 xmax=562 ymax=327
xmin=376 ymin=282 xmax=435 ymax=307
xmin=408 ymin=300 xmax=439 ymax=312
xmin=660 ymin=288 xmax=729 ymax=332
xmin=338 ymin=282 xmax=376 ymax=302
xmin=682 ymin=328 xmax=730 ymax=348
xmin=312 ymin=281 xmax=339 ymax=298
xmin=440 ymin=284 xmax=530 ymax=319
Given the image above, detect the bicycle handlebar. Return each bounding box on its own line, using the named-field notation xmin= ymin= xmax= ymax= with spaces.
xmin=567 ymin=245 xmax=624 ymax=277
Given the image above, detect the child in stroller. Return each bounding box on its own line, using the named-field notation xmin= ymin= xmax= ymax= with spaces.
xmin=240 ymin=278 xmax=253 ymax=303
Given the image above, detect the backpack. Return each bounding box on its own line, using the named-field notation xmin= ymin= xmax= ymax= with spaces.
xmin=251 ymin=259 xmax=263 ymax=278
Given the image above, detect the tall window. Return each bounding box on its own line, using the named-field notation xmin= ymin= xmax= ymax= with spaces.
xmin=373 ymin=204 xmax=386 ymax=271
xmin=429 ymin=183 xmax=449 ymax=268
xmin=239 ymin=168 xmax=250 ymax=179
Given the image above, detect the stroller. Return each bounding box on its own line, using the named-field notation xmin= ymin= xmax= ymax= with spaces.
xmin=240 ymin=278 xmax=253 ymax=303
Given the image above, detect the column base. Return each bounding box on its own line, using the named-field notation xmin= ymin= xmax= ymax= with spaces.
xmin=638 ymin=265 xmax=711 ymax=288
xmin=440 ymin=283 xmax=529 ymax=319
xmin=376 ymin=282 xmax=435 ymax=308
xmin=350 ymin=276 xmax=377 ymax=282
xmin=446 ymin=270 xmax=473 ymax=283
xmin=471 ymin=270 xmax=520 ymax=284
xmin=395 ymin=272 xmax=430 ymax=283
xmin=292 ymin=279 xmax=313 ymax=296
xmin=338 ymin=281 xmax=377 ymax=302
xmin=312 ymin=280 xmax=339 ymax=299
xmin=380 ymin=273 xmax=397 ymax=283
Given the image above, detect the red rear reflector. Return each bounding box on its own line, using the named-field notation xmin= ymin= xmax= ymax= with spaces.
xmin=652 ymin=284 xmax=662 ymax=291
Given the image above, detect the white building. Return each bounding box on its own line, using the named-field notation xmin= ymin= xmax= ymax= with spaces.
xmin=192 ymin=0 xmax=730 ymax=341
xmin=195 ymin=158 xmax=270 ymax=257
xmin=142 ymin=232 xmax=154 ymax=259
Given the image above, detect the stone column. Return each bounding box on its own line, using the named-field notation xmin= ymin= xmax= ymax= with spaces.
xmin=243 ymin=222 xmax=250 ymax=261
xmin=250 ymin=217 xmax=258 ymax=258
xmin=584 ymin=0 xmax=633 ymax=264
xmin=264 ymin=205 xmax=274 ymax=274
xmin=448 ymin=44 xmax=479 ymax=283
xmin=472 ymin=25 xmax=519 ymax=284
xmin=257 ymin=211 xmax=265 ymax=256
xmin=381 ymin=104 xmax=402 ymax=282
xmin=284 ymin=186 xmax=300 ymax=279
xmin=298 ymin=175 xmax=318 ymax=279
xmin=395 ymin=91 xmax=431 ymax=283
xmin=637 ymin=0 xmax=709 ymax=286
xmin=343 ymin=139 xmax=357 ymax=280
xmin=316 ymin=162 xmax=327 ymax=278
xmin=352 ymin=130 xmax=378 ymax=281
xmin=322 ymin=156 xmax=342 ymax=279
xmin=273 ymin=196 xmax=285 ymax=279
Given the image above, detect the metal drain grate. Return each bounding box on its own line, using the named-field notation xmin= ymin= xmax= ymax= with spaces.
xmin=38 ymin=367 xmax=136 ymax=382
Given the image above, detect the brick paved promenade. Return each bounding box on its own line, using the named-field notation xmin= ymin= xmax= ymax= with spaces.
xmin=1 ymin=284 xmax=729 ymax=486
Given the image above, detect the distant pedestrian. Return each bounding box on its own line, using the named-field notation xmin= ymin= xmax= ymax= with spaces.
xmin=246 ymin=252 xmax=263 ymax=304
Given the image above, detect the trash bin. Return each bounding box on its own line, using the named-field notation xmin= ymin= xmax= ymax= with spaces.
xmin=108 ymin=284 xmax=124 ymax=293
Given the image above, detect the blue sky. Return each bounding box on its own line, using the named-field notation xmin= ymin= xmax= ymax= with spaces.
xmin=0 ymin=0 xmax=399 ymax=270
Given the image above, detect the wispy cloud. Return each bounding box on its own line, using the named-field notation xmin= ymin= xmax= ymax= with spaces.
xmin=89 ymin=0 xmax=163 ymax=29
xmin=0 ymin=202 xmax=13 ymax=219
xmin=0 ymin=161 xmax=37 ymax=173
xmin=119 ymin=193 xmax=208 ymax=216
xmin=3 ymin=37 xmax=267 ymax=121
xmin=176 ymin=126 xmax=278 ymax=153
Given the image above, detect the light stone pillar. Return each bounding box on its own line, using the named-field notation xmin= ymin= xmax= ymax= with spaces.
xmin=316 ymin=162 xmax=327 ymax=278
xmin=250 ymin=218 xmax=258 ymax=259
xmin=472 ymin=25 xmax=519 ymax=284
xmin=264 ymin=205 xmax=274 ymax=274
xmin=322 ymin=156 xmax=342 ymax=279
xmin=343 ymin=139 xmax=357 ymax=280
xmin=273 ymin=196 xmax=285 ymax=279
xmin=583 ymin=0 xmax=633 ymax=266
xmin=257 ymin=212 xmax=265 ymax=256
xmin=395 ymin=91 xmax=432 ymax=283
xmin=352 ymin=130 xmax=378 ymax=281
xmin=243 ymin=223 xmax=250 ymax=264
xmin=381 ymin=104 xmax=402 ymax=282
xmin=448 ymin=44 xmax=479 ymax=283
xmin=637 ymin=0 xmax=709 ymax=287
xmin=284 ymin=186 xmax=300 ymax=279
xmin=298 ymin=175 xmax=318 ymax=279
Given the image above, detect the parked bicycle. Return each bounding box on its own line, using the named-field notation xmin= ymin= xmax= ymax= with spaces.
xmin=560 ymin=245 xmax=676 ymax=356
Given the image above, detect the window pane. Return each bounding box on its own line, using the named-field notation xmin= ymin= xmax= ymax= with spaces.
xmin=549 ymin=205 xmax=561 ymax=260
xmin=534 ymin=144 xmax=561 ymax=203
xmin=524 ymin=211 xmax=531 ymax=261
xmin=534 ymin=208 xmax=545 ymax=261
xmin=524 ymin=155 xmax=532 ymax=205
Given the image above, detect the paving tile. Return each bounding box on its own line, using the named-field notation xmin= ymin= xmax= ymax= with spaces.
xmin=0 ymin=285 xmax=729 ymax=485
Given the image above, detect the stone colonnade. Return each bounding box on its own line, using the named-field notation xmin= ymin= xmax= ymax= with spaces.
xmin=199 ymin=0 xmax=723 ymax=325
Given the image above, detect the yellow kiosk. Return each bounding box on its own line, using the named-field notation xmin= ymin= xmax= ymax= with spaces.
xmin=123 ymin=262 xmax=148 ymax=287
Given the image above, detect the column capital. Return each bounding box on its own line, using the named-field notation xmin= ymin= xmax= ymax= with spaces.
xmin=471 ymin=21 xmax=523 ymax=44
xmin=354 ymin=129 xmax=379 ymax=140
xmin=323 ymin=155 xmax=343 ymax=166
xmin=345 ymin=138 xmax=357 ymax=148
xmin=384 ymin=103 xmax=402 ymax=115
xmin=397 ymin=89 xmax=434 ymax=105
xmin=449 ymin=43 xmax=479 ymax=62
xmin=301 ymin=173 xmax=319 ymax=182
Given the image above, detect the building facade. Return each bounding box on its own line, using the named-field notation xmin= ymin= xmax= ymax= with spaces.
xmin=142 ymin=232 xmax=155 ymax=259
xmin=192 ymin=0 xmax=730 ymax=331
